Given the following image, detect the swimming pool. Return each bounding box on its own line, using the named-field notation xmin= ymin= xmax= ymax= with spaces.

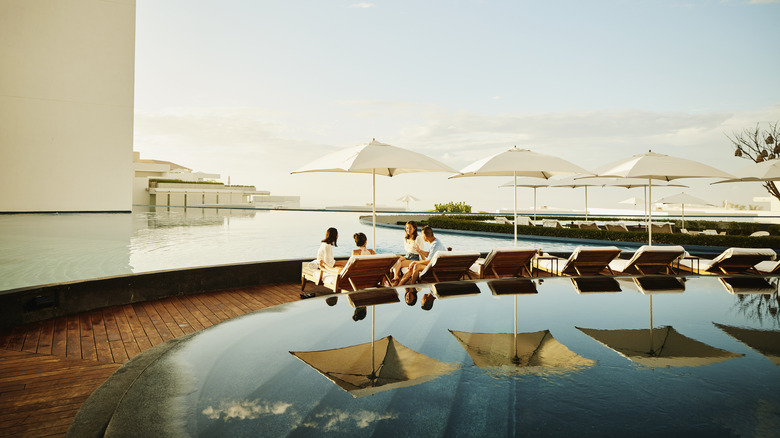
xmin=69 ymin=275 xmax=780 ymax=437
xmin=0 ymin=207 xmax=638 ymax=291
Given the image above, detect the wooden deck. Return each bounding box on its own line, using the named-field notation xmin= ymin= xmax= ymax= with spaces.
xmin=0 ymin=282 xmax=310 ymax=438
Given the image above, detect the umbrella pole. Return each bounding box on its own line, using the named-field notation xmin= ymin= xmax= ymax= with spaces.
xmin=681 ymin=203 xmax=685 ymax=229
xmin=370 ymin=305 xmax=376 ymax=378
xmin=372 ymin=170 xmax=377 ymax=251
xmin=533 ymin=187 xmax=537 ymax=222
xmin=585 ymin=186 xmax=589 ymax=221
xmin=649 ymin=295 xmax=655 ymax=355
xmin=513 ymin=295 xmax=519 ymax=364
xmin=647 ymin=181 xmax=652 ymax=245
xmin=513 ymin=171 xmax=518 ymax=247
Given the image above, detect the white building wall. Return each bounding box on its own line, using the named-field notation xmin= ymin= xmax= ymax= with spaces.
xmin=0 ymin=0 xmax=136 ymax=212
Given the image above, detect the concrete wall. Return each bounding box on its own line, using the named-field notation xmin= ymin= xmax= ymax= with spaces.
xmin=0 ymin=0 xmax=136 ymax=212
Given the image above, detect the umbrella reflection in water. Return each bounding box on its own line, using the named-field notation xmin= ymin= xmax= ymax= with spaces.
xmin=578 ymin=279 xmax=742 ymax=368
xmin=715 ymin=323 xmax=780 ymax=367
xmin=290 ymin=288 xmax=458 ymax=397
xmin=451 ymin=279 xmax=595 ymax=377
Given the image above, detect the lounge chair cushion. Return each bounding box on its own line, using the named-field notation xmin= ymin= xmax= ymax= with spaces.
xmin=469 ymin=247 xmax=537 ymax=278
xmin=608 ymin=245 xmax=685 ymax=275
xmin=418 ymin=251 xmax=481 ymax=283
xmin=322 ymin=254 xmax=400 ymax=292
xmin=677 ymin=247 xmax=776 ymax=274
xmin=536 ymin=246 xmax=621 ymax=276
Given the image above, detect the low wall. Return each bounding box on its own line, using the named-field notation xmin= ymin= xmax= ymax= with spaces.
xmin=0 ymin=258 xmax=309 ymax=330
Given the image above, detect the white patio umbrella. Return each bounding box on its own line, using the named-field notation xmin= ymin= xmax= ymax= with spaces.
xmin=594 ymin=151 xmax=734 ymax=245
xmin=548 ymin=176 xmax=616 ymax=221
xmin=498 ymin=177 xmax=552 ymax=221
xmin=654 ymin=192 xmax=715 ymax=229
xmin=292 ymin=139 xmax=458 ymax=249
xmin=713 ymin=158 xmax=780 ymax=182
xmin=604 ymin=178 xmax=687 ymax=226
xmin=452 ymin=147 xmax=593 ymax=246
xmin=396 ymin=194 xmax=421 ymax=211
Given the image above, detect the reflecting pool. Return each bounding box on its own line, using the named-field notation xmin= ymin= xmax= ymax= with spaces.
xmin=0 ymin=207 xmax=638 ymax=291
xmin=74 ymin=276 xmax=780 ymax=437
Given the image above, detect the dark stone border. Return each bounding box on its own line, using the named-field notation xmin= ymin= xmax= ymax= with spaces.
xmin=0 ymin=258 xmax=309 ymax=330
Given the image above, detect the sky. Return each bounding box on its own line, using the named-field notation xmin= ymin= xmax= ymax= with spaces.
xmin=133 ymin=0 xmax=780 ymax=213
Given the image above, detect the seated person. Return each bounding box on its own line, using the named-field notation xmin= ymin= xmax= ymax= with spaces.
xmin=391 ymin=221 xmax=425 ymax=284
xmin=352 ymin=232 xmax=376 ymax=256
xmin=396 ymin=226 xmax=446 ymax=286
xmin=314 ymin=227 xmax=346 ymax=274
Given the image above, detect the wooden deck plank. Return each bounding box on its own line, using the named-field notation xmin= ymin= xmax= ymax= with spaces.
xmin=111 ymin=307 xmax=141 ymax=361
xmin=65 ymin=316 xmax=81 ymax=359
xmin=169 ymin=297 xmax=206 ymax=333
xmin=120 ymin=305 xmax=152 ymax=353
xmin=35 ymin=319 xmax=55 ymax=356
xmin=130 ymin=303 xmax=164 ymax=347
xmin=50 ymin=317 xmax=68 ymax=358
xmin=90 ymin=310 xmax=113 ymax=363
xmin=79 ymin=313 xmax=97 ymax=362
xmin=20 ymin=322 xmax=40 ymax=355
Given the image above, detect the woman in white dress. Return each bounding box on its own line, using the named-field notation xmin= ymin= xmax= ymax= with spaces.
xmin=352 ymin=232 xmax=376 ymax=256
xmin=391 ymin=221 xmax=425 ymax=285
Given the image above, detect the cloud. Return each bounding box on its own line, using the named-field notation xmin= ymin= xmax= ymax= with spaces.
xmin=349 ymin=2 xmax=375 ymax=8
xmin=201 ymin=400 xmax=292 ymax=421
xmin=301 ymin=409 xmax=398 ymax=431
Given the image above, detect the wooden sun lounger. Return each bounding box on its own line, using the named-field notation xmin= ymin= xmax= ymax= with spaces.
xmin=676 ymin=248 xmax=776 ymax=275
xmin=535 ymin=246 xmax=621 ymax=276
xmin=417 ymin=251 xmax=481 ymax=284
xmin=754 ymin=260 xmax=780 ymax=274
xmin=605 ymin=223 xmax=629 ymax=232
xmin=469 ymin=248 xmax=537 ymax=279
xmin=608 ymin=245 xmax=685 ymax=275
xmin=303 ymin=254 xmax=400 ymax=293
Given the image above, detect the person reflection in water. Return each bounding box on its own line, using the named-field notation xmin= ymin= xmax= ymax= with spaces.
xmin=352 ymin=306 xmax=367 ymax=321
xmin=421 ymin=293 xmax=435 ymax=311
xmin=404 ymin=288 xmax=418 ymax=306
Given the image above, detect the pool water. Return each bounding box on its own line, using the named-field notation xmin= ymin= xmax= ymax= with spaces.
xmin=0 ymin=207 xmax=636 ymax=291
xmin=78 ymin=276 xmax=780 ymax=437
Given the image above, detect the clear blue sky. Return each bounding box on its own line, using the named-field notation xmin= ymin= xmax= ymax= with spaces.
xmin=133 ymin=0 xmax=780 ymax=212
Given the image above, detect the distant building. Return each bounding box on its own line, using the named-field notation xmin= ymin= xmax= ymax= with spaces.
xmin=253 ymin=195 xmax=301 ymax=209
xmin=0 ymin=0 xmax=136 ymax=212
xmin=133 ymin=152 xmax=265 ymax=207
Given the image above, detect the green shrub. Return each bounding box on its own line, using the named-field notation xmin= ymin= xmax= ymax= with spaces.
xmin=434 ymin=202 xmax=472 ymax=213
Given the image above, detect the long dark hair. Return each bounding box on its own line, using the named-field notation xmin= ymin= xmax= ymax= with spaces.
xmin=322 ymin=227 xmax=338 ymax=246
xmin=405 ymin=221 xmax=418 ymax=241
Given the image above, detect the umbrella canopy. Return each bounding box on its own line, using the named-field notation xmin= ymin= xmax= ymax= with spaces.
xmin=292 ymin=139 xmax=458 ymax=249
xmin=577 ymin=326 xmax=742 ymax=368
xmin=715 ymin=323 xmax=780 ymax=366
xmin=655 ymin=191 xmax=715 ymax=229
xmin=449 ymin=329 xmax=595 ymax=377
xmin=453 ymin=147 xmax=593 ymax=245
xmin=549 ymin=175 xmax=612 ymax=221
xmin=290 ymin=335 xmax=458 ymax=398
xmin=396 ymin=194 xmax=421 ymax=211
xmin=594 ymin=151 xmax=734 ymax=245
xmin=713 ymin=158 xmax=780 ymax=183
xmin=498 ymin=177 xmax=552 ymax=221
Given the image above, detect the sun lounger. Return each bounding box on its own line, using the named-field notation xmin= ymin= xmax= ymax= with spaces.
xmin=605 ymin=223 xmax=629 ymax=232
xmin=608 ymin=245 xmax=685 ymax=275
xmin=495 ymin=216 xmax=513 ymax=225
xmin=469 ymin=247 xmax=537 ymax=279
xmin=487 ymin=278 xmax=538 ymax=296
xmin=416 ymin=251 xmax=481 ymax=284
xmin=306 ymin=254 xmax=400 ymax=293
xmin=677 ymin=248 xmax=776 ymax=275
xmin=535 ymin=246 xmax=621 ymax=276
xmin=650 ymin=222 xmax=673 ymax=234
xmin=542 ymin=219 xmax=563 ymax=228
xmin=718 ymin=277 xmax=777 ymax=295
xmin=571 ymin=277 xmax=622 ymax=294
xmin=750 ymin=231 xmax=770 ymax=237
xmin=755 ymin=260 xmax=780 ymax=274
xmin=578 ymin=221 xmax=601 ymax=230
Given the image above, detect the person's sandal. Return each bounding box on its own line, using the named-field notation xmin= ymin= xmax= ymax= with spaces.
xmin=300 ymin=292 xmax=316 ymax=299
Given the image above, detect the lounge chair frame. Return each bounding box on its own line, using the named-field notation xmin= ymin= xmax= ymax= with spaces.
xmin=470 ymin=248 xmax=537 ymax=279
xmin=417 ymin=251 xmax=481 ymax=284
